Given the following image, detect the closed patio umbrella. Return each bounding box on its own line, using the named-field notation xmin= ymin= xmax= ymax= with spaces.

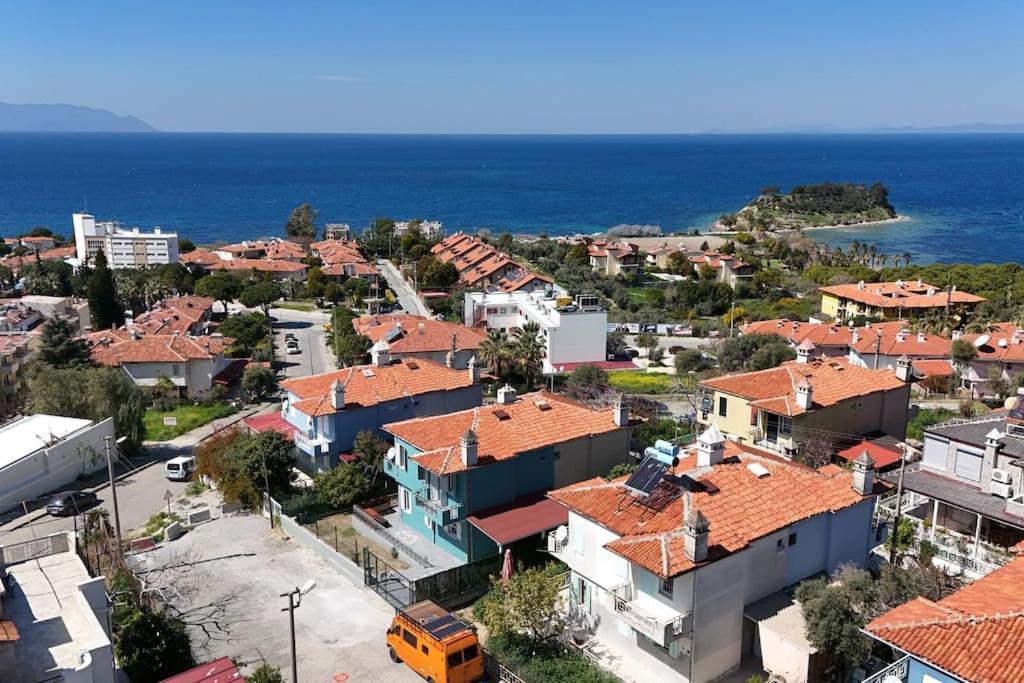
xmin=500 ymin=548 xmax=513 ymax=587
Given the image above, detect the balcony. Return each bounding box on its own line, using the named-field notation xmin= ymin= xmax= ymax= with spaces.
xmin=413 ymin=486 xmax=460 ymax=525
xmin=613 ymin=589 xmax=690 ymax=647
xmin=294 ymin=431 xmax=330 ymax=456
xmin=861 ymin=655 xmax=909 ymax=683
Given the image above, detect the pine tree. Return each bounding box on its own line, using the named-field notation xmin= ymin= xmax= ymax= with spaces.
xmin=39 ymin=318 xmax=91 ymax=368
xmin=87 ymin=248 xmax=124 ymax=330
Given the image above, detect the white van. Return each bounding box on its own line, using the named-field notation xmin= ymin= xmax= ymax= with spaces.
xmin=165 ymin=456 xmax=196 ymax=481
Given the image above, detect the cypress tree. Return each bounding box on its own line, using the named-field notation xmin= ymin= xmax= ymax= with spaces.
xmin=87 ymin=248 xmax=123 ymax=330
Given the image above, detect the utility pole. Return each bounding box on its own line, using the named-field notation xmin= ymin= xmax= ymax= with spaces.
xmin=888 ymin=444 xmax=909 ymax=566
xmin=263 ymin=451 xmax=273 ymax=530
xmin=104 ymin=436 xmax=124 ymax=562
xmin=281 ymin=581 xmax=315 ymax=683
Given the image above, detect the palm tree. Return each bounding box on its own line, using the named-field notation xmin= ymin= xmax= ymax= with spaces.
xmin=478 ymin=329 xmax=511 ymax=380
xmin=902 ymin=252 xmax=912 ymax=268
xmin=513 ymin=322 xmax=546 ymax=389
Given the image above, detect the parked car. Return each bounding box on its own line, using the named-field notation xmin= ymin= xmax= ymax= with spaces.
xmin=668 ymin=345 xmax=685 ymax=354
xmin=165 ymin=455 xmax=196 ymax=481
xmin=46 ymin=491 xmax=99 ymax=516
xmin=286 ymin=345 xmax=301 ymax=355
xmin=625 ymin=347 xmax=641 ymax=359
xmin=386 ymin=600 xmax=483 ymax=683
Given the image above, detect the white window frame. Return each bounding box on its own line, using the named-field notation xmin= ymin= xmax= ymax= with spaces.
xmin=400 ymin=487 xmax=412 ymax=514
xmin=398 ymin=444 xmax=408 ymax=470
xmin=445 ymin=521 xmax=462 ymax=541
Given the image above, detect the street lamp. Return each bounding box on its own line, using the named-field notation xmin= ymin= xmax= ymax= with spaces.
xmin=281 ymin=579 xmax=316 ymax=683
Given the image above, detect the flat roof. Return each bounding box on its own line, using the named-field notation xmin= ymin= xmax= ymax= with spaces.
xmin=0 ymin=414 xmax=94 ymax=470
xmin=467 ymin=493 xmax=569 ymax=546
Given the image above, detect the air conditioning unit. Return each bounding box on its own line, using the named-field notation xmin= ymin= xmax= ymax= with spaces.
xmin=991 ymin=481 xmax=1014 ymax=498
xmin=992 ymin=468 xmax=1012 ymax=484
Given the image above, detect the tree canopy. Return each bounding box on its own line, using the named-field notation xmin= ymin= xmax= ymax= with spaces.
xmin=718 ymin=334 xmax=796 ymax=372
xmin=239 ymin=282 xmax=282 ymax=316
xmin=195 ymin=272 xmax=243 ymax=311
xmin=38 ymin=317 xmax=91 ymax=368
xmin=284 ymin=203 xmax=318 ymax=239
xmin=87 ymin=248 xmax=124 ymax=330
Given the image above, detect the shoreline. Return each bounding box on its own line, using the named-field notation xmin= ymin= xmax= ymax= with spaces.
xmin=794 ymin=214 xmax=909 ymax=232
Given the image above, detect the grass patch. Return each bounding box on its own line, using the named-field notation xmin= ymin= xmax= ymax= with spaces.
xmin=144 ymin=403 xmax=238 ymax=441
xmin=608 ymin=370 xmax=676 ymax=394
xmin=141 ymin=510 xmax=182 ymax=537
xmin=304 ymin=512 xmax=409 ymax=570
xmin=906 ymin=408 xmax=956 ymax=441
xmin=275 ymin=300 xmax=317 ymax=312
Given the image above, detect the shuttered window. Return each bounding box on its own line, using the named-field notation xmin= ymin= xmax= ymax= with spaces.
xmin=922 ymin=436 xmax=949 ymax=471
xmin=954 ymin=447 xmax=983 ymax=482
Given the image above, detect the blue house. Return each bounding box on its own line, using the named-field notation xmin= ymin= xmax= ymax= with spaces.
xmin=277 ymin=347 xmax=483 ymax=472
xmin=382 ymin=386 xmax=634 ymax=564
xmin=864 ymin=554 xmax=1024 ymax=683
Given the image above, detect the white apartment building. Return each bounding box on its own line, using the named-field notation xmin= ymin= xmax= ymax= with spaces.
xmin=547 ymin=429 xmax=878 ymax=683
xmin=72 ymin=212 xmax=180 ymax=269
xmin=394 ymin=219 xmax=443 ymax=239
xmin=463 ymin=290 xmax=608 ymax=372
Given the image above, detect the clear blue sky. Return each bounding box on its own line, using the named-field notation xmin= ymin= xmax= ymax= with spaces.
xmin=2 ymin=1 xmax=1022 ymax=133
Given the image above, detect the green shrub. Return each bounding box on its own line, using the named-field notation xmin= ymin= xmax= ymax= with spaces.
xmin=607 ymin=371 xmax=675 ymax=394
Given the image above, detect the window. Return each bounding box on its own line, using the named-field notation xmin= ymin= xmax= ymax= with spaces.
xmin=788 ymin=532 xmax=798 ymax=546
xmin=776 ymin=538 xmax=785 ymax=550
xmin=445 ymin=522 xmax=462 ymax=541
xmin=718 ymin=397 xmax=727 ymax=417
xmin=402 ymin=629 xmax=417 ymax=648
xmin=447 ymin=651 xmax=464 ymax=668
xmin=398 ymin=444 xmax=408 ymax=470
xmin=462 ymin=644 xmax=479 ymax=661
xmin=659 ymin=577 xmax=674 ymax=599
xmin=553 ymin=449 xmax=561 ymax=460
xmin=400 ymin=488 xmax=412 ymax=514
xmin=421 ymin=644 xmax=429 ymax=655
xmin=172 ymin=365 xmax=180 ymax=376
xmin=446 ymin=474 xmax=457 ymax=494
xmin=780 ymin=417 xmax=792 ymax=436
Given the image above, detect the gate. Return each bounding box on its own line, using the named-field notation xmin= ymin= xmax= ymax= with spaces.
xmin=362 ymin=547 xmax=416 ymax=610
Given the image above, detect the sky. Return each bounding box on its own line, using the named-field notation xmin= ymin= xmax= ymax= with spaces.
xmin=1 ymin=1 xmax=1022 ymax=133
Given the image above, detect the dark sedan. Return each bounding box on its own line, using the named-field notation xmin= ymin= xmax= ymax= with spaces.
xmin=46 ymin=491 xmax=99 ymax=516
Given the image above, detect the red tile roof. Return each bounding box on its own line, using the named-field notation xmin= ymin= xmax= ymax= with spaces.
xmin=86 ymin=331 xmax=233 ymax=364
xmin=0 ymin=333 xmax=32 ymax=353
xmin=207 ymin=258 xmax=307 ymax=274
xmin=820 ymin=280 xmax=985 ymax=310
xmin=911 ymin=359 xmax=955 ymax=378
xmin=133 ymin=296 xmax=214 ymax=335
xmin=243 ymin=411 xmax=297 ymax=441
xmin=467 ymin=493 xmax=569 ymax=546
xmin=836 ymin=439 xmax=902 ymax=469
xmin=160 ymin=656 xmax=245 ymax=683
xmin=701 ymin=358 xmax=907 ymax=416
xmin=280 ymin=358 xmax=475 ymax=417
xmin=180 ymin=248 xmax=224 ymax=266
xmin=865 ymin=556 xmax=1024 ymax=682
xmin=550 ymin=440 xmax=868 ymax=578
xmin=690 ymin=250 xmax=750 ymax=270
xmin=495 ymin=269 xmax=554 ymax=292
xmin=963 ymin=323 xmax=1024 ymax=363
xmin=353 ymin=314 xmax=485 ymax=354
xmin=385 ymin=391 xmax=625 ymax=475
xmin=739 ymin=319 xmax=952 ymax=358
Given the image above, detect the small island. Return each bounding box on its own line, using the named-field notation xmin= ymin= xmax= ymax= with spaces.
xmin=716 ymin=182 xmax=897 ymax=232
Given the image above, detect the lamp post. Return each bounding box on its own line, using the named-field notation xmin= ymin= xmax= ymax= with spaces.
xmin=104 ymin=435 xmax=128 ymax=562
xmin=281 ymin=579 xmax=316 ymax=683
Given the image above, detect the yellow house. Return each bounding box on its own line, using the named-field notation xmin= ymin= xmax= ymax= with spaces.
xmin=819 ymin=279 xmax=984 ymax=322
xmin=697 ymin=357 xmax=911 ymax=457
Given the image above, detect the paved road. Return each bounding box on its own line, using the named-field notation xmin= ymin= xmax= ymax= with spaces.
xmin=377 ymin=258 xmax=431 ymax=316
xmin=271 ymin=306 xmax=335 ymax=379
xmin=0 ymin=404 xmax=276 ymax=547
xmin=624 ymin=334 xmax=714 ymax=353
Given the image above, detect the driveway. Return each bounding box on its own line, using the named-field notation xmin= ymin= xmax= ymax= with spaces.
xmin=133 ymin=513 xmax=419 ymax=683
xmin=376 ymin=259 xmax=430 ymax=316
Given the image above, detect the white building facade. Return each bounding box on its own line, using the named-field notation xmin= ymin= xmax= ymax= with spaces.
xmin=72 ymin=212 xmax=180 ymax=268
xmin=463 ymin=290 xmax=608 ymax=372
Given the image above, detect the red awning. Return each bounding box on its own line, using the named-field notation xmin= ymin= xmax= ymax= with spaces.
xmin=160 ymin=656 xmax=244 ymax=683
xmin=467 ymin=493 xmax=568 ymax=546
xmin=243 ymin=412 xmax=297 ymax=441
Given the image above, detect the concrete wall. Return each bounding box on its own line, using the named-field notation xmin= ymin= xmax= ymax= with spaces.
xmin=0 ymin=418 xmax=114 ymax=513
xmin=552 ymin=429 xmax=631 ymax=489
xmin=546 ymin=309 xmax=607 ymax=368
xmin=279 ymin=512 xmax=363 ymax=585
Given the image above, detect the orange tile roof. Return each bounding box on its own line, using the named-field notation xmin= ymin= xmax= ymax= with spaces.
xmin=836 ymin=439 xmax=902 ymax=468
xmin=207 ymin=258 xmax=307 ymax=273
xmin=385 ymin=391 xmax=625 ymax=475
xmin=689 ymin=250 xmax=750 ymax=270
xmin=865 ymin=556 xmax=1024 ymax=682
xmin=911 ymin=359 xmax=955 ymax=378
xmin=87 ymin=331 xmax=233 ymax=364
xmin=132 ymin=296 xmax=214 ymax=335
xmin=0 ymin=333 xmax=31 ymax=353
xmin=820 ymin=280 xmax=985 ymax=309
xmin=495 ymin=269 xmax=554 ymax=292
xmin=963 ymin=323 xmax=1024 ymax=363
xmin=701 ymin=358 xmax=907 ymax=417
xmin=353 ymin=314 xmax=485 ymax=355
xmin=739 ymin=319 xmax=952 ymax=357
xmin=549 ymin=440 xmax=868 ymax=578
xmin=280 ymin=358 xmax=475 ymax=417
xmin=180 ymin=248 xmax=224 ymax=266
xmin=323 ymin=261 xmax=379 ymax=277
xmin=0 ymin=619 xmax=19 ymax=642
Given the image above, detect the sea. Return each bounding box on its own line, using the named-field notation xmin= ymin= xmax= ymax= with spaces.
xmin=1 ymin=132 xmax=1022 ymax=264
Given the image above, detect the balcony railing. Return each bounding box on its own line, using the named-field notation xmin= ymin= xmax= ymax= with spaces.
xmin=613 ymin=594 xmax=688 ymax=647
xmin=547 ymin=533 xmax=569 ymax=556
xmin=413 ymin=486 xmax=460 ymax=524
xmin=862 ymin=655 xmax=909 ymax=683
xmin=294 ymin=431 xmax=330 ymax=455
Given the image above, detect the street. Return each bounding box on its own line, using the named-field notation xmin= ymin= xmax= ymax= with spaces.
xmin=271 ymin=305 xmax=335 ymax=379
xmin=377 ymin=258 xmax=431 ymax=316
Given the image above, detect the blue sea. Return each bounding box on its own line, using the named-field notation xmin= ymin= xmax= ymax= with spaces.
xmin=1 ymin=133 xmax=1022 ymax=264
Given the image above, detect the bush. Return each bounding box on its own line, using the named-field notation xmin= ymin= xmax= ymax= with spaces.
xmin=116 ymin=607 xmax=195 ymax=682
xmin=674 ymin=349 xmax=707 ymax=374
xmin=248 ymin=665 xmax=285 ymax=683
xmin=487 ymin=632 xmax=619 ymax=683
xmin=906 ymin=408 xmax=955 ymax=441
xmin=195 ymin=428 xmax=296 ymax=507
xmin=314 ymin=464 xmax=371 ymax=508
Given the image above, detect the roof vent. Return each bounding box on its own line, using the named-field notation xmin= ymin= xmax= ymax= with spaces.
xmin=493 ymin=409 xmax=511 ymax=421
xmin=405 ymin=360 xmax=419 ymax=370
xmin=361 ymin=368 xmax=375 ymax=378
xmin=534 ymin=399 xmax=551 ymax=411
xmin=747 ymin=463 xmax=770 ymax=478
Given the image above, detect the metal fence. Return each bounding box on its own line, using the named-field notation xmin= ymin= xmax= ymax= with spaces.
xmin=412 ymin=554 xmax=502 ymax=609
xmin=363 ymin=546 xmax=416 ymax=610
xmin=352 ymin=503 xmax=433 ymax=568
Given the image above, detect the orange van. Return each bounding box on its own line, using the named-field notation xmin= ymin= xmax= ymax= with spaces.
xmin=386 ymin=600 xmax=484 ymax=683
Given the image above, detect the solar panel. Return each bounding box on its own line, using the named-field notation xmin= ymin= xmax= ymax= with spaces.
xmin=423 ymin=614 xmax=468 ymax=640
xmin=624 ymin=455 xmax=668 ymax=497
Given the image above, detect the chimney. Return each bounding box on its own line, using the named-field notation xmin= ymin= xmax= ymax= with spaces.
xmin=613 ymin=393 xmax=629 ymax=427
xmin=796 ymin=339 xmax=815 ymax=364
xmin=852 ymin=328 xmax=860 ymax=345
xmin=445 ymin=348 xmax=456 ymax=368
xmin=895 ymin=354 xmax=913 ymax=382
xmin=795 ymin=377 xmax=813 ymax=411
xmin=496 ymin=384 xmax=517 ymax=404
xmin=370 ymin=340 xmax=391 ymax=366
xmin=985 ymin=428 xmax=1003 ymax=466
xmin=952 ymin=329 xmax=963 ymax=341
xmin=682 ymin=494 xmax=710 ymax=563
xmin=696 ymin=425 xmax=725 ymax=467
xmin=851 ymin=450 xmax=876 ymax=496
xmin=460 ymin=429 xmax=478 ymax=467
xmin=468 ymin=355 xmax=480 ymax=383
xmin=331 ymin=380 xmax=345 ymax=410
xmin=857 ymin=280 xmax=865 ymax=291
xmin=917 ymin=332 xmax=926 ymax=343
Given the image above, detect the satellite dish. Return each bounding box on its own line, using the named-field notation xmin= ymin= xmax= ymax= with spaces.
xmin=975 ymin=335 xmax=990 ymax=348
xmin=999 ymin=338 xmax=1008 ymax=348
xmin=385 ymin=447 xmax=396 ymax=461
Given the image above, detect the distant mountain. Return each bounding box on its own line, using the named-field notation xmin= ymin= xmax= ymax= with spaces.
xmin=704 ymin=122 xmax=1024 ymax=135
xmin=0 ymin=103 xmax=157 ymax=133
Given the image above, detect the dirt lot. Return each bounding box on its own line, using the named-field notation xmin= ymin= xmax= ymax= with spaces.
xmin=305 ymin=512 xmax=410 ymax=571
xmin=132 ymin=512 xmax=419 ymax=683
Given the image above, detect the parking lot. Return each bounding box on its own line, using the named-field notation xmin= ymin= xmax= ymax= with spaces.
xmin=133 ymin=513 xmax=419 ymax=683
